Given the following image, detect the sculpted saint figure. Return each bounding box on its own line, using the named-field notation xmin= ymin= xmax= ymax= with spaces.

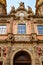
xmin=0 ymin=0 xmax=6 ymax=6
xmin=37 ymin=0 xmax=43 ymax=5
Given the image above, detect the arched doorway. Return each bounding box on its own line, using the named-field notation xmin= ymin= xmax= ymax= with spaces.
xmin=13 ymin=51 xmax=32 ymax=65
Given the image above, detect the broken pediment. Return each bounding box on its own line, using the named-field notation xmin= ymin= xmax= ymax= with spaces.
xmin=10 ymin=2 xmax=34 ymax=16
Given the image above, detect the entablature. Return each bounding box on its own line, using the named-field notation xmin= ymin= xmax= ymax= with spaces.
xmin=0 ymin=33 xmax=38 ymax=43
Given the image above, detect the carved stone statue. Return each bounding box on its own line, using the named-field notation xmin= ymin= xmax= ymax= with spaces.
xmin=36 ymin=0 xmax=43 ymax=7
xmin=0 ymin=0 xmax=6 ymax=14
xmin=0 ymin=0 xmax=6 ymax=6
xmin=36 ymin=0 xmax=43 ymax=15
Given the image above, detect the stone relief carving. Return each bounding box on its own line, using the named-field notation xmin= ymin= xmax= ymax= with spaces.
xmin=38 ymin=6 xmax=43 ymax=15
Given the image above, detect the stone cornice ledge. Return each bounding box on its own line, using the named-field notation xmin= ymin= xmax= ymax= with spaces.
xmin=0 ymin=38 xmax=41 ymax=44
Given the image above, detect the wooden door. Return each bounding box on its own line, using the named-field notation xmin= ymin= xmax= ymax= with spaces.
xmin=13 ymin=51 xmax=31 ymax=65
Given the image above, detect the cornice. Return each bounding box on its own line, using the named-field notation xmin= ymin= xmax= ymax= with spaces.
xmin=0 ymin=39 xmax=38 ymax=43
xmin=0 ymin=33 xmax=43 ymax=44
xmin=37 ymin=39 xmax=43 ymax=43
xmin=0 ymin=38 xmax=43 ymax=44
xmin=0 ymin=33 xmax=38 ymax=43
xmin=0 ymin=15 xmax=43 ymax=20
xmin=0 ymin=19 xmax=10 ymax=23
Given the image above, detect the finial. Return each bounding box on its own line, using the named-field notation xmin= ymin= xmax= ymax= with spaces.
xmin=19 ymin=2 xmax=24 ymax=6
xmin=28 ymin=6 xmax=34 ymax=15
xmin=11 ymin=6 xmax=15 ymax=12
xmin=19 ymin=2 xmax=25 ymax=9
xmin=10 ymin=6 xmax=15 ymax=15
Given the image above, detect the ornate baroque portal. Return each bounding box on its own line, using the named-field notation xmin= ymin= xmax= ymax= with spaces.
xmin=0 ymin=0 xmax=43 ymax=65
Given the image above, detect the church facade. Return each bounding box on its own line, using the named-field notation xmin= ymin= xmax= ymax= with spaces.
xmin=0 ymin=0 xmax=43 ymax=65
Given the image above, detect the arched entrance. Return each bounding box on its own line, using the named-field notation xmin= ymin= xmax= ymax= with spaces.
xmin=13 ymin=51 xmax=32 ymax=65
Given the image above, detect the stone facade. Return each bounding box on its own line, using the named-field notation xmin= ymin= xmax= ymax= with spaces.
xmin=0 ymin=0 xmax=43 ymax=65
